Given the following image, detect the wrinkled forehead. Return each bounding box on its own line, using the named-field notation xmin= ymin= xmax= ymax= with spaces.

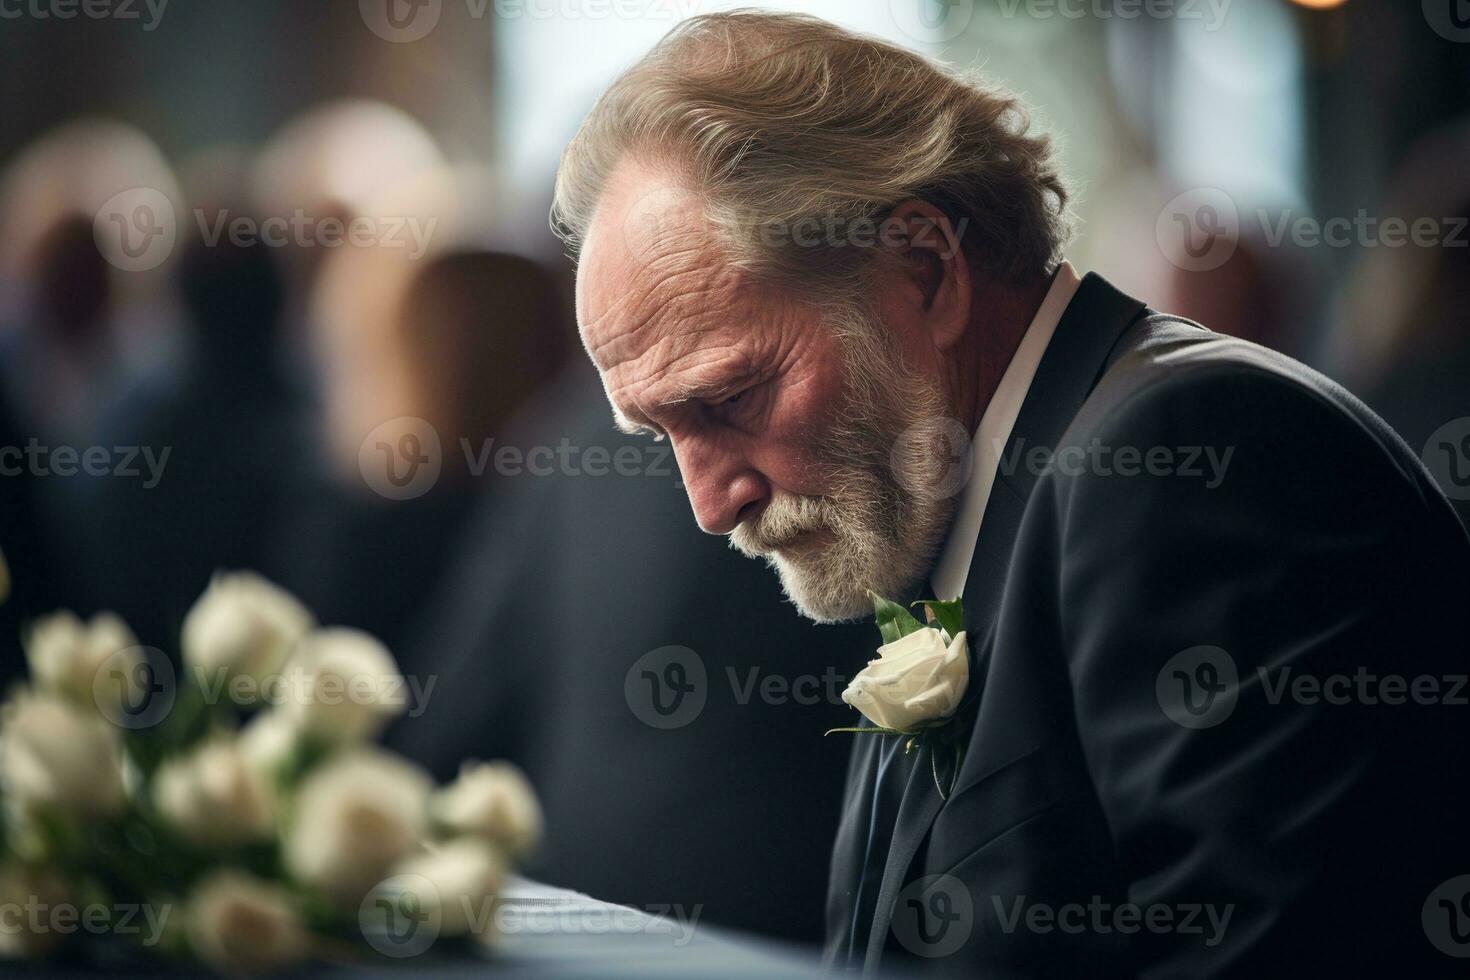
xmin=575 ymin=163 xmax=728 ymax=371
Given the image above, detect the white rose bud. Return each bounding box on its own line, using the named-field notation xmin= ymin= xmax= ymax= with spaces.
xmin=25 ymin=610 xmax=141 ymax=709
xmin=186 ymin=870 xmax=309 ymax=975
xmin=0 ymin=863 xmax=70 ymax=958
xmin=392 ymin=839 xmax=505 ymax=937
xmin=841 ymin=628 xmax=970 ymax=733
xmin=182 ymin=573 xmax=313 ymax=701
xmin=0 ymin=691 xmax=126 ymax=818
xmin=153 ymin=737 xmax=276 ymax=846
xmin=432 ymin=762 xmax=542 ymax=857
xmin=285 ymin=748 xmax=431 ymax=904
xmin=282 ymin=629 xmax=406 ymax=742
xmin=236 ymin=710 xmax=300 ymax=778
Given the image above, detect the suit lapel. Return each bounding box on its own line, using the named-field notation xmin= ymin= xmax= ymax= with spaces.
xmin=858 ymin=274 xmax=1147 ymax=968
xmin=824 ymin=729 xmax=881 ymax=963
xmin=862 ymin=739 xmax=945 ymax=969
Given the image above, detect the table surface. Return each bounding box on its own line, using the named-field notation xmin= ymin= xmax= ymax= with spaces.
xmin=17 ymin=878 xmax=841 ymax=979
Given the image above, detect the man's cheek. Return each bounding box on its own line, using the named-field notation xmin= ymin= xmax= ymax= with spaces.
xmin=750 ymin=433 xmax=836 ymax=499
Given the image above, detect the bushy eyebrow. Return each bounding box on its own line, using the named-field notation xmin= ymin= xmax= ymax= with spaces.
xmin=655 ymin=350 xmax=765 ymax=407
xmin=611 ymin=407 xmax=665 ymax=439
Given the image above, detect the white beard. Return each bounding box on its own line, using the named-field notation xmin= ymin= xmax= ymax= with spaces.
xmin=729 ymin=304 xmax=960 ymax=623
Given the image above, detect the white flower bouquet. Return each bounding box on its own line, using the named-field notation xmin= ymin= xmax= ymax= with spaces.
xmin=0 ymin=565 xmax=540 ymax=973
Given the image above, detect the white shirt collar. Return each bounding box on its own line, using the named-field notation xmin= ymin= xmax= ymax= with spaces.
xmin=928 ymin=261 xmax=1082 ymax=602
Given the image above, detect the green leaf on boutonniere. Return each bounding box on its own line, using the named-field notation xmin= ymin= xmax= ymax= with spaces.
xmin=911 ymin=598 xmax=964 ymax=639
xmin=869 ymin=591 xmax=926 ymax=645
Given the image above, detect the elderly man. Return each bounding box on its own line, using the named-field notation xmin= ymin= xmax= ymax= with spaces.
xmin=555 ymin=11 xmax=1470 ymax=978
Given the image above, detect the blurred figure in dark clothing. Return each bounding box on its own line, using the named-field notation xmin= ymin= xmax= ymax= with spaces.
xmin=389 ymin=362 xmax=869 ymax=945
xmin=81 ymin=209 xmax=309 ymax=647
xmin=3 ymin=216 xmax=118 ymax=615
xmin=30 ymin=214 xmax=111 ymax=356
xmin=272 ymin=246 xmax=569 ymax=658
xmin=0 ymin=120 xmax=182 ymax=446
xmin=0 ymin=120 xmax=184 ymax=629
xmin=0 ymin=383 xmax=54 ymax=689
xmin=1356 ymin=212 xmax=1470 ymax=530
xmin=1339 ymin=120 xmax=1470 ymax=531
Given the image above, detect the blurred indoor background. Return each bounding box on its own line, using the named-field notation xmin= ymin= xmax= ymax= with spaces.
xmin=1 ymin=0 xmax=1467 ymax=947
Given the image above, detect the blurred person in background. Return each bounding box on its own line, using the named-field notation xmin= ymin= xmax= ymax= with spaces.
xmin=274 ymin=229 xmax=569 ymax=658
xmin=0 ymin=120 xmax=183 ymax=616
xmin=1084 ymin=171 xmax=1324 ymax=362
xmin=1336 ymin=119 xmax=1470 ymax=531
xmin=251 ymin=99 xmax=446 ymax=351
xmin=78 ymin=154 xmax=310 ymax=649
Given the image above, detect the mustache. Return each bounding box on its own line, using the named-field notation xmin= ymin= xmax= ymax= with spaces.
xmin=729 ymin=492 xmax=842 ymax=556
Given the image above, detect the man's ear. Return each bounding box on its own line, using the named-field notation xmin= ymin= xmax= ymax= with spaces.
xmin=881 ymin=199 xmax=971 ymax=352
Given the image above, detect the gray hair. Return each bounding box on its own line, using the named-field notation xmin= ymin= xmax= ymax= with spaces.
xmin=552 ymin=9 xmax=1072 ymax=297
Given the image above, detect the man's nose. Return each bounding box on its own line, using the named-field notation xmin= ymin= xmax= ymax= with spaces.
xmin=671 ymin=435 xmax=767 ymax=536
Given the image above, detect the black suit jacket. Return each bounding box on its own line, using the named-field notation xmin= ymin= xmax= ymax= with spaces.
xmin=825 ymin=274 xmax=1470 ymax=977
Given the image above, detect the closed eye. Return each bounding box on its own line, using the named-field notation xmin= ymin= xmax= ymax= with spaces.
xmin=707 ymin=382 xmax=762 ymax=422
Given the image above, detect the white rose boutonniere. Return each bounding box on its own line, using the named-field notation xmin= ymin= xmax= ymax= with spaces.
xmin=842 ymin=626 xmax=969 ymax=732
xmin=829 ymin=592 xmax=974 ymax=798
